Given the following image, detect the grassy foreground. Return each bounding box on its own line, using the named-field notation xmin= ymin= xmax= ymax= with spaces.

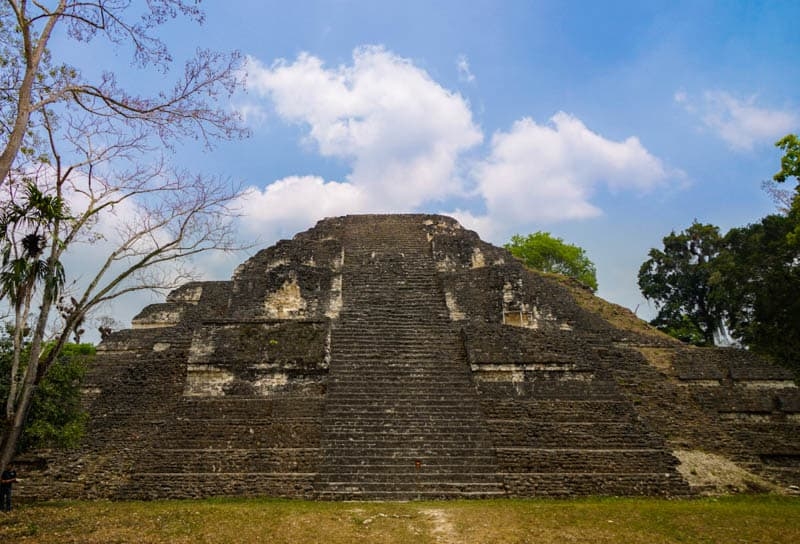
xmin=1 ymin=496 xmax=799 ymax=543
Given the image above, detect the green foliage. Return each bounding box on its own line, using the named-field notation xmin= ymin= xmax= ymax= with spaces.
xmin=638 ymin=222 xmax=723 ymax=346
xmin=714 ymin=214 xmax=800 ymax=371
xmin=638 ymin=134 xmax=800 ymax=369
xmin=0 ymin=329 xmax=15 ymax=404
xmin=505 ymin=232 xmax=598 ymax=291
xmin=20 ymin=343 xmax=93 ymax=451
xmin=657 ymin=314 xmax=708 ymax=346
xmin=773 ymin=134 xmax=800 ymax=246
xmin=0 ymin=181 xmax=69 ymax=308
xmin=773 ymin=134 xmax=800 ymax=184
xmin=0 ymin=331 xmax=92 ymax=452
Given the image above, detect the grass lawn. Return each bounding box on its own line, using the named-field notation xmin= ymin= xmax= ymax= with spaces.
xmin=2 ymin=495 xmax=799 ymax=543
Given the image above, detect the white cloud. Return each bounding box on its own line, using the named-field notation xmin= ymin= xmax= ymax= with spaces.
xmin=467 ymin=112 xmax=669 ymax=227
xmin=236 ymin=175 xmax=368 ymax=238
xmin=445 ymin=208 xmax=503 ymax=243
xmin=457 ymin=54 xmax=476 ymax=83
xmin=240 ymin=46 xmax=676 ymax=246
xmin=244 ymin=46 xmax=482 ymax=210
xmin=677 ymin=90 xmax=798 ymax=150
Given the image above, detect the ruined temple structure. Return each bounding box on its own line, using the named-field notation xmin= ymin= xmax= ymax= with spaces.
xmin=18 ymin=215 xmax=800 ymax=500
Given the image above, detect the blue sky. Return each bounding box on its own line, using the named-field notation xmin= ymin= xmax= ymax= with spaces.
xmin=58 ymin=1 xmax=800 ymax=324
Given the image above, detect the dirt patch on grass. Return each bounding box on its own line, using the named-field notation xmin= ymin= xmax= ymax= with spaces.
xmin=419 ymin=508 xmax=458 ymax=543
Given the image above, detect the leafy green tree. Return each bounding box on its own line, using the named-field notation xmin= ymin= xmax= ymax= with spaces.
xmin=772 ymin=134 xmax=800 ymax=246
xmin=505 ymin=232 xmax=598 ymax=291
xmin=20 ymin=343 xmax=92 ymax=451
xmin=639 ymin=134 xmax=800 ymax=363
xmin=773 ymin=134 xmax=800 ymax=185
xmin=0 ymin=330 xmax=91 ymax=451
xmin=715 ymin=214 xmax=800 ymax=371
xmin=761 ymin=134 xmax=800 ymax=215
xmin=638 ymin=222 xmax=723 ymax=346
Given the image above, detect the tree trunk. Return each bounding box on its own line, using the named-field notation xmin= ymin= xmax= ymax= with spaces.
xmin=0 ymin=285 xmax=52 ymax=470
xmin=0 ymin=379 xmax=36 ymax=470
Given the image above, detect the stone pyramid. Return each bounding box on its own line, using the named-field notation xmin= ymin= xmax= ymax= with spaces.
xmin=18 ymin=215 xmax=800 ymax=500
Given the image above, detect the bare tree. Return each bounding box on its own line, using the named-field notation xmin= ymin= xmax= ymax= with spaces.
xmin=0 ymin=2 xmax=249 ymax=470
xmin=0 ymin=0 xmax=246 ymax=186
xmin=761 ymin=179 xmax=794 ymax=214
xmin=1 ymin=108 xmax=246 ymax=469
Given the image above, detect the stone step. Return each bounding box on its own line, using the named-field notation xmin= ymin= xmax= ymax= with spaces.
xmin=315 ymin=461 xmax=499 ymax=472
xmin=124 ymin=473 xmax=317 ymax=499
xmin=317 ymin=447 xmax=498 ymax=457
xmin=329 ymin=364 xmax=467 ymax=372
xmin=323 ymin=397 xmax=481 ymax=404
xmin=501 ymin=472 xmax=690 ymax=497
xmin=322 ymin=420 xmax=491 ymax=429
xmin=328 ymin=366 xmax=468 ymax=373
xmin=156 ymin=433 xmax=320 ymax=448
xmin=481 ymin=399 xmax=638 ymax=421
xmin=330 ymin=356 xmax=464 ymax=363
xmin=320 ymin=433 xmax=493 ymax=443
xmin=334 ymin=336 xmax=457 ymax=342
xmin=328 ymin=369 xmax=470 ymax=378
xmin=494 ymin=447 xmax=679 ymax=472
xmin=320 ymin=432 xmax=494 ymax=442
xmin=314 ymin=482 xmax=505 ymax=494
xmin=321 ymin=411 xmax=487 ymax=421
xmin=315 ymin=472 xmax=503 ymax=483
xmin=329 ymin=356 xmax=465 ymax=363
xmin=489 ymin=435 xmax=663 ymax=450
xmin=175 ymin=399 xmax=325 ymax=419
xmin=326 ymin=384 xmax=478 ymax=393
xmin=320 ymin=400 xmax=483 ymax=409
xmin=315 ymin=489 xmax=507 ymax=500
xmin=137 ymin=448 xmax=322 ymax=472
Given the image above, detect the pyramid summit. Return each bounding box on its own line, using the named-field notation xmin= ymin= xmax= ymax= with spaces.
xmin=18 ymin=214 xmax=800 ymax=499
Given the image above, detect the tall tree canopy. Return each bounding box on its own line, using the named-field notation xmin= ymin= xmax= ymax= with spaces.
xmin=714 ymin=214 xmax=800 ymax=367
xmin=505 ymin=232 xmax=598 ymax=291
xmin=639 ymin=134 xmax=800 ymax=371
xmin=638 ymin=222 xmax=723 ymax=346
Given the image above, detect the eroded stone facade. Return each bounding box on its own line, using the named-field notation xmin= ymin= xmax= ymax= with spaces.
xmin=16 ymin=214 xmax=800 ymax=500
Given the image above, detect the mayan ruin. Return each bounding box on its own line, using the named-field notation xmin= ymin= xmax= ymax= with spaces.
xmin=17 ymin=214 xmax=800 ymax=500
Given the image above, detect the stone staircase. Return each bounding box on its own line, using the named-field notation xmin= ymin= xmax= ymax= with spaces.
xmin=314 ymin=216 xmax=505 ymax=499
